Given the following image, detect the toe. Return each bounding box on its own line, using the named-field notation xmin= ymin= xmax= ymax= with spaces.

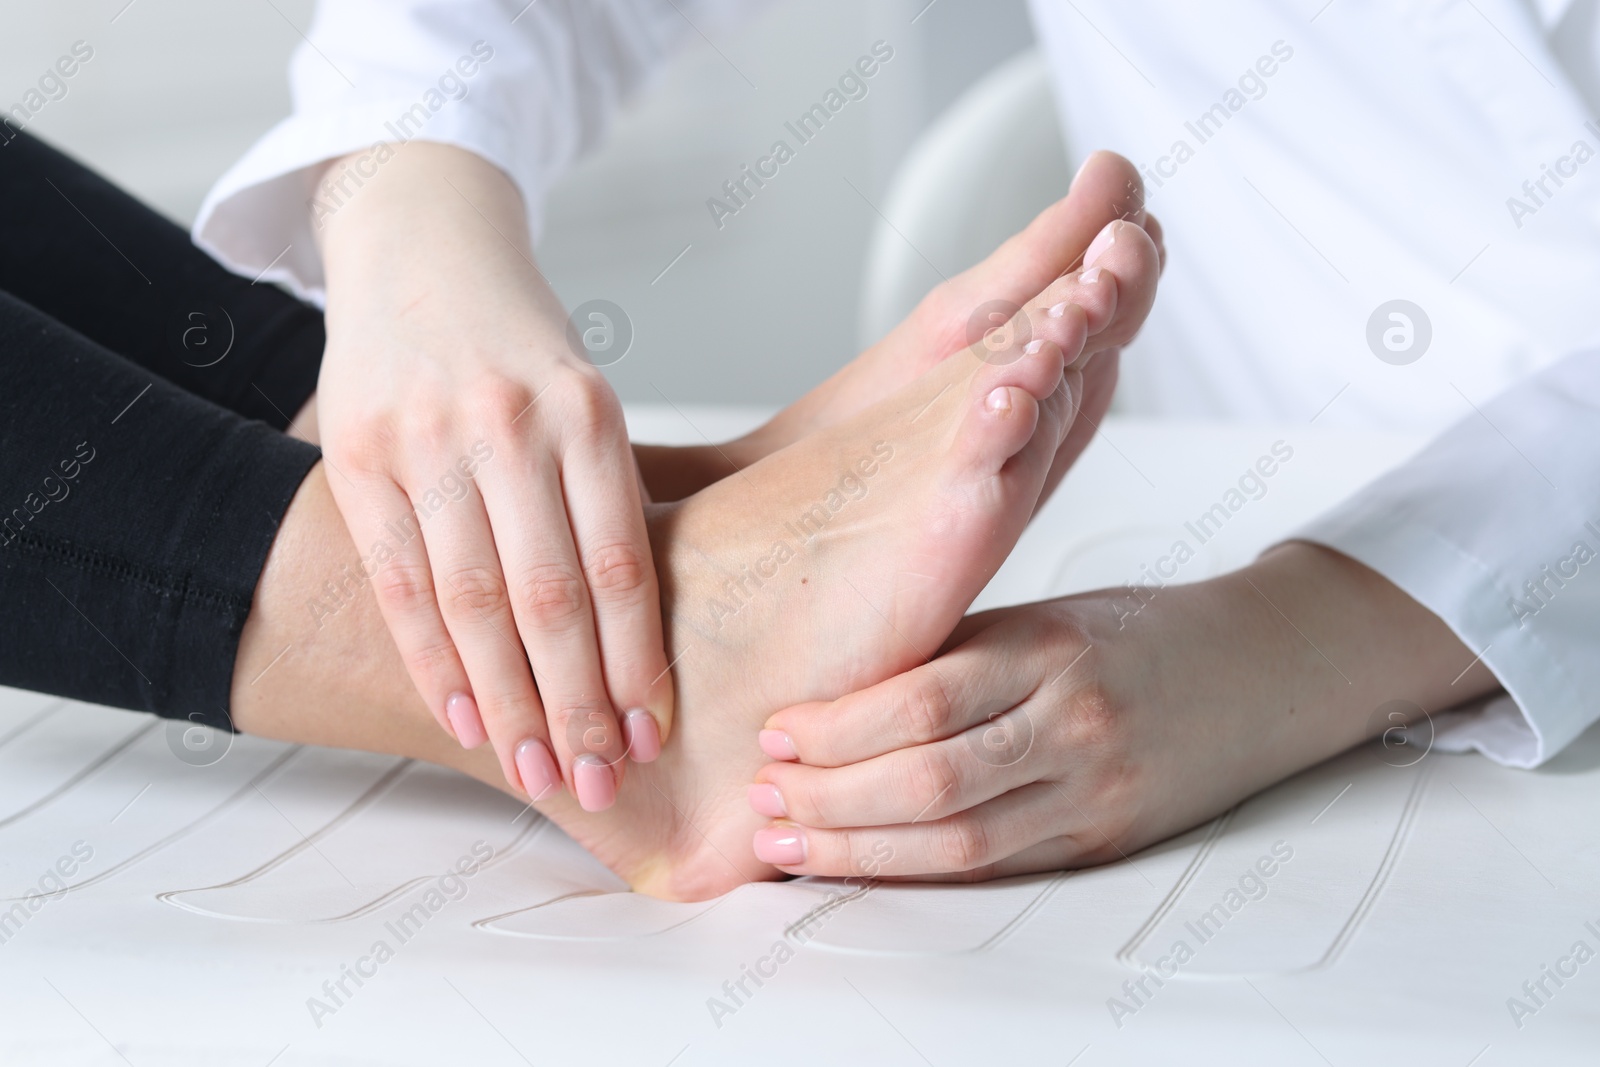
xmin=973 ymin=312 xmax=1079 ymax=403
xmin=914 ymin=151 xmax=1147 ymax=355
xmin=954 ymin=384 xmax=1041 ymax=475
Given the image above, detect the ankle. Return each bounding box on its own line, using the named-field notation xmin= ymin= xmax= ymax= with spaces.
xmin=229 ymin=464 xmax=504 ymax=789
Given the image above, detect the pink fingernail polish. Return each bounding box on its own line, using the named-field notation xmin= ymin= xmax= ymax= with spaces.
xmin=573 ymin=754 xmax=617 ymax=812
xmin=445 ymin=693 xmax=487 ymax=749
xmin=624 ymin=709 xmax=662 ymax=763
xmin=753 ymin=825 xmax=807 ymax=866
xmin=515 ymin=738 xmax=561 ymax=801
xmin=759 ymin=730 xmax=798 ymax=761
xmin=747 ymin=784 xmax=787 ymax=818
xmin=1084 ymin=220 xmax=1118 ymax=267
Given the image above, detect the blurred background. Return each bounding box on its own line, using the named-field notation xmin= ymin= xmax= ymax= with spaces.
xmin=5 ymin=0 xmax=1036 ymax=406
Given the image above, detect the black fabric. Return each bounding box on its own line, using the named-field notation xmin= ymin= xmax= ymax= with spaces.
xmin=0 ymin=131 xmax=325 ymax=730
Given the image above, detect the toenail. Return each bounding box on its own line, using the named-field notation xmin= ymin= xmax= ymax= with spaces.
xmin=1084 ymin=220 xmax=1118 ymax=267
xmin=747 ymin=784 xmax=787 ymax=818
xmin=1047 ymin=301 xmax=1069 ymax=319
xmin=445 ymin=692 xmax=487 ymax=749
xmin=573 ymin=753 xmax=617 ymax=812
xmin=515 ymin=738 xmax=561 ymax=801
xmin=985 ymin=387 xmax=1013 ymax=413
xmin=1023 ymin=339 xmax=1046 ymax=355
xmin=1081 ymin=266 xmax=1104 ymax=285
xmin=759 ymin=730 xmax=798 ymax=760
xmin=753 ymin=824 xmax=807 ymax=867
xmin=624 ymin=708 xmax=662 ymax=762
xmin=1070 ymin=155 xmax=1091 ymax=192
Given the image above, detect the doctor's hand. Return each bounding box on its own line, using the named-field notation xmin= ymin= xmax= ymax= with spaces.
xmin=747 ymin=543 xmax=1499 ymax=880
xmin=312 ymin=142 xmax=670 ymax=812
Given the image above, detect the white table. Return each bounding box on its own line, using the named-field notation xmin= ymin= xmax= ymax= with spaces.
xmin=1 ymin=410 xmax=1592 ymax=1066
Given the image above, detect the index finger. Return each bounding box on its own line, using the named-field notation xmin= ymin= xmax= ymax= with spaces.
xmin=761 ymin=639 xmax=1040 ymax=768
xmin=558 ymin=385 xmax=674 ymax=761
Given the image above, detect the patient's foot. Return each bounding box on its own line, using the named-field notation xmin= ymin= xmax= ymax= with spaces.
xmin=635 ymin=151 xmax=1158 ymax=501
xmin=558 ymin=288 xmax=1086 ymax=898
xmin=234 ymin=261 xmax=1103 ymax=900
xmin=232 ymin=156 xmax=1162 ymax=900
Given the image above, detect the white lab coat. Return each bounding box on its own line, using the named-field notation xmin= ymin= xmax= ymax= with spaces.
xmin=195 ymin=0 xmax=1600 ymax=768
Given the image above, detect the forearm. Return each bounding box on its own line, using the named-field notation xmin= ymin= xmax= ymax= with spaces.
xmin=314 ymin=142 xmax=565 ymax=341
xmin=1113 ymin=541 xmax=1501 ymax=797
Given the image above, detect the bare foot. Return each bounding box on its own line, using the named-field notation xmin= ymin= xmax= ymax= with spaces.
xmin=232 ymin=189 xmax=1162 ymax=902
xmin=634 ymin=151 xmax=1159 ymax=501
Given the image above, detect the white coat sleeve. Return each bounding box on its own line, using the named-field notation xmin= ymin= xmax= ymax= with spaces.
xmin=192 ymin=0 xmax=769 ymax=303
xmin=1291 ymin=348 xmax=1600 ymax=768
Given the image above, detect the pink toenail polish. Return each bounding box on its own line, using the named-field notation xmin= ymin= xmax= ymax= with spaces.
xmin=986 ymin=387 xmax=1012 ymax=413
xmin=753 ymin=825 xmax=807 ymax=867
xmin=1023 ymin=339 xmax=1046 ymax=355
xmin=623 ymin=708 xmax=662 ymax=762
xmin=445 ymin=693 xmax=487 ymax=749
xmin=573 ymin=753 xmax=617 ymax=812
xmin=1080 ymin=266 xmax=1104 ymax=284
xmin=1047 ymin=301 xmax=1069 ymax=318
xmin=759 ymin=730 xmax=798 ymax=761
xmin=747 ymin=784 xmax=787 ymax=818
xmin=1084 ymin=220 xmax=1118 ymax=267
xmin=515 ymin=738 xmax=561 ymax=801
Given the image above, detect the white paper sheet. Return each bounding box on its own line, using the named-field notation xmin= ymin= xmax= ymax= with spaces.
xmin=1 ymin=413 xmax=1592 ymax=1066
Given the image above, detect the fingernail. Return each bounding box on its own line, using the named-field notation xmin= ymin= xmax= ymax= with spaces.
xmin=573 ymin=753 xmax=617 ymax=812
xmin=985 ymin=387 xmax=1012 ymax=413
xmin=747 ymin=784 xmax=787 ymax=818
xmin=1023 ymin=338 xmax=1046 ymax=355
xmin=445 ymin=693 xmax=487 ymax=749
xmin=1080 ymin=266 xmax=1104 ymax=284
xmin=1084 ymin=220 xmax=1118 ymax=267
xmin=515 ymin=738 xmax=561 ymax=801
xmin=753 ymin=824 xmax=807 ymax=866
xmin=759 ymin=730 xmax=798 ymax=761
xmin=624 ymin=708 xmax=662 ymax=763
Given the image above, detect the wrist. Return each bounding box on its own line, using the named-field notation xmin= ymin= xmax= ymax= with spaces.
xmin=1061 ymin=540 xmax=1487 ymax=799
xmin=315 ymin=143 xmax=563 ymax=334
xmin=1233 ymin=541 xmax=1497 ymax=751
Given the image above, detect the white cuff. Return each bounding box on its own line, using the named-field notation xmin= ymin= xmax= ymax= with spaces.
xmin=1291 ymin=505 xmax=1591 ymax=771
xmin=192 ymin=103 xmax=540 ymax=305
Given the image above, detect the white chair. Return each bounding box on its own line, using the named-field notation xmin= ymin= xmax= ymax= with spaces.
xmin=857 ymin=47 xmax=1073 ymax=350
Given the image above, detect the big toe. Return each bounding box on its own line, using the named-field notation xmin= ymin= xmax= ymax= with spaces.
xmin=927 ymin=150 xmax=1148 ymax=338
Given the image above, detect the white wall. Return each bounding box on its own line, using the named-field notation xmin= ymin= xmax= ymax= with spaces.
xmin=4 ymin=0 xmax=1032 ymax=403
